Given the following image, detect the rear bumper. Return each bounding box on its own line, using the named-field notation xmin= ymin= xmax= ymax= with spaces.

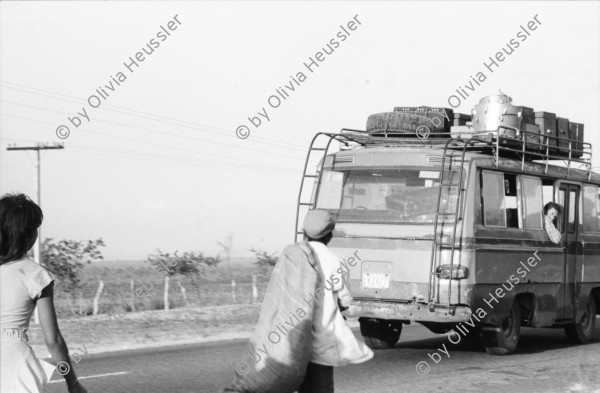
xmin=343 ymin=299 xmax=472 ymax=323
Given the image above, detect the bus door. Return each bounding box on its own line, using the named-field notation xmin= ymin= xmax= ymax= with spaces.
xmin=557 ymin=183 xmax=580 ymax=320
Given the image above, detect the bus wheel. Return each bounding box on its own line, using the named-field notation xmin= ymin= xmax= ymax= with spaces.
xmin=359 ymin=317 xmax=402 ymax=349
xmin=464 ymin=326 xmax=482 ymax=339
xmin=482 ymin=301 xmax=521 ymax=355
xmin=564 ymin=298 xmax=596 ymax=344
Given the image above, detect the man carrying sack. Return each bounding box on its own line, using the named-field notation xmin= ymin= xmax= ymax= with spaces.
xmin=299 ymin=210 xmax=373 ymax=392
xmin=223 ymin=210 xmax=373 ymax=393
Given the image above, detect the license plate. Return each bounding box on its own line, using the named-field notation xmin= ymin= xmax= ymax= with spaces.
xmin=361 ymin=261 xmax=393 ymax=289
xmin=362 ymin=273 xmax=390 ymax=289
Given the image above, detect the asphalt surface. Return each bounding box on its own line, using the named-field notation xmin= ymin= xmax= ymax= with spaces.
xmin=44 ymin=321 xmax=600 ymax=393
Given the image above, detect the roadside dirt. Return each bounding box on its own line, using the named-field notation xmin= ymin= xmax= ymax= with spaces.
xmin=28 ymin=304 xmax=262 ymax=358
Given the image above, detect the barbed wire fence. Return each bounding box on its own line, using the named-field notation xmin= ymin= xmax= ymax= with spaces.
xmin=53 ymin=273 xmax=268 ymax=318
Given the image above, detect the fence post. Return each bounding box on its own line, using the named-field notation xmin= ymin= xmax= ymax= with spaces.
xmin=164 ymin=276 xmax=170 ymax=311
xmin=252 ymin=275 xmax=258 ymax=303
xmin=178 ymin=281 xmax=191 ymax=307
xmin=231 ymin=279 xmax=236 ymax=302
xmin=78 ymin=291 xmax=84 ymax=315
xmin=129 ymin=279 xmax=136 ymax=312
xmin=92 ymin=279 xmax=104 ymax=316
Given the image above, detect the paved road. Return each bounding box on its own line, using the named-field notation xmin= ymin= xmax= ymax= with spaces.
xmin=44 ymin=321 xmax=600 ymax=393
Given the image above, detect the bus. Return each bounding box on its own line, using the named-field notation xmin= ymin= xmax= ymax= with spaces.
xmin=294 ymin=101 xmax=600 ymax=355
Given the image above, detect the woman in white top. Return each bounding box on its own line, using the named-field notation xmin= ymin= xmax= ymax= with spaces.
xmin=0 ymin=193 xmax=87 ymax=393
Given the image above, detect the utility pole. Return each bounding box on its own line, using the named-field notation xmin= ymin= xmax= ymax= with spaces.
xmin=6 ymin=143 xmax=64 ymax=323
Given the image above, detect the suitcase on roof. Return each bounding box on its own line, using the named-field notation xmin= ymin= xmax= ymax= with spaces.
xmin=523 ymin=123 xmax=542 ymax=151
xmin=535 ymin=111 xmax=557 ymax=154
xmin=556 ymin=117 xmax=570 ymax=155
xmin=453 ymin=113 xmax=471 ymax=126
xmin=570 ymin=122 xmax=584 ymax=158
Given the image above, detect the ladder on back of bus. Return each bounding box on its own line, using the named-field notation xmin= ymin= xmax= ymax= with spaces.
xmin=428 ymin=137 xmax=484 ymax=311
xmin=294 ymin=132 xmax=364 ymax=243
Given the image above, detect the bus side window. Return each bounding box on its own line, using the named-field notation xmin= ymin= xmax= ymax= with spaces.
xmin=583 ymin=185 xmax=600 ymax=233
xmin=522 ymin=176 xmax=543 ymax=230
xmin=481 ymin=171 xmax=506 ymax=227
xmin=542 ymin=179 xmax=554 ymax=207
xmin=504 ymin=174 xmax=519 ymax=228
xmin=481 ymin=171 xmax=519 ymax=228
xmin=597 ymin=187 xmax=600 ymax=230
xmin=567 ymin=190 xmax=577 ymax=233
xmin=557 ymin=189 xmax=566 ymax=232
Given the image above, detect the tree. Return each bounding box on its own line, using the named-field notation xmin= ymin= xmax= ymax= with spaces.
xmin=41 ymin=238 xmax=105 ymax=289
xmin=40 ymin=238 xmax=105 ymax=316
xmin=249 ymin=247 xmax=279 ymax=267
xmin=146 ymin=249 xmax=221 ymax=310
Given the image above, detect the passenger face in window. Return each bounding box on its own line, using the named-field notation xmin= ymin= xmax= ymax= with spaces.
xmin=543 ymin=202 xmax=561 ymax=223
xmin=547 ymin=207 xmax=559 ymax=221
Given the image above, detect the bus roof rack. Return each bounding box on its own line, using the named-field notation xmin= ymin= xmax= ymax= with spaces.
xmin=338 ymin=126 xmax=594 ymax=181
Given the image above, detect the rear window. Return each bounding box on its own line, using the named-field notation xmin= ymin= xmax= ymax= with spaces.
xmin=316 ymin=168 xmax=460 ymax=224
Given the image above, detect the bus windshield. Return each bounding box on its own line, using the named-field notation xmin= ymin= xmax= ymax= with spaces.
xmin=316 ymin=168 xmax=458 ymax=224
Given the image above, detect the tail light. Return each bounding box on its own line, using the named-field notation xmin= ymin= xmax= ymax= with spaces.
xmin=434 ymin=264 xmax=469 ymax=280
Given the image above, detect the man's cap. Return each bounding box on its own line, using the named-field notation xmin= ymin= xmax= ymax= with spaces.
xmin=303 ymin=210 xmax=335 ymax=239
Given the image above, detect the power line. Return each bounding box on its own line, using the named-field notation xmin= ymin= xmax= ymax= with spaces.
xmin=0 ymin=99 xmax=306 ymax=161
xmin=0 ymin=136 xmax=299 ymax=174
xmin=66 ymin=143 xmax=299 ymax=173
xmin=1 ymin=81 xmax=238 ymax=136
xmin=0 ymin=81 xmax=307 ymax=151
xmin=0 ymin=112 xmax=300 ymax=171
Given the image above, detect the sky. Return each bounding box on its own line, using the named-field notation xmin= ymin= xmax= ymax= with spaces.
xmin=1 ymin=1 xmax=599 ymax=260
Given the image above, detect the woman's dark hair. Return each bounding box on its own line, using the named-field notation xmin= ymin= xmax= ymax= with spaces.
xmin=543 ymin=201 xmax=561 ymax=215
xmin=0 ymin=193 xmax=43 ymax=264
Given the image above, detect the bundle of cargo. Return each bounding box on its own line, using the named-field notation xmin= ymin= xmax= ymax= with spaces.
xmin=453 ymin=113 xmax=472 ymax=126
xmin=471 ymin=94 xmax=535 ymax=131
xmin=570 ymin=122 xmax=585 ymax=158
xmin=366 ymin=106 xmax=453 ymax=138
xmin=468 ymin=94 xmax=585 ymax=158
xmin=364 ymin=95 xmax=585 ymax=160
xmin=557 ymin=117 xmax=570 ymax=153
xmin=471 ymin=94 xmax=540 ymax=149
xmin=535 ymin=113 xmax=585 ymax=157
xmin=534 ymin=111 xmax=557 ymax=153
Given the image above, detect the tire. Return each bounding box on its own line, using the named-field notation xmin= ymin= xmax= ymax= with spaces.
xmin=420 ymin=322 xmax=453 ymax=334
xmin=359 ymin=318 xmax=402 ymax=349
xmin=482 ymin=301 xmax=521 ymax=355
xmin=564 ymin=297 xmax=596 ymax=344
xmin=463 ymin=325 xmax=482 ymax=339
